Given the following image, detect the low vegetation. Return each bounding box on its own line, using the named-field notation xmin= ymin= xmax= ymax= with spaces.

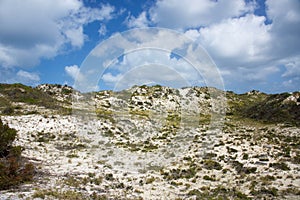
xmin=0 ymin=83 xmax=62 ymax=112
xmin=0 ymin=83 xmax=299 ymax=199
xmin=227 ymin=90 xmax=300 ymax=126
xmin=0 ymin=119 xmax=35 ymax=190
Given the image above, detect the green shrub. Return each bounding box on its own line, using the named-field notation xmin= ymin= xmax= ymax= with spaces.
xmin=269 ymin=162 xmax=290 ymax=171
xmin=242 ymin=153 xmax=249 ymax=160
xmin=251 ymin=187 xmax=278 ymax=196
xmin=203 ymin=159 xmax=222 ymax=170
xmin=0 ymin=119 xmax=17 ymax=157
xmin=203 ymin=175 xmax=216 ymax=181
xmin=0 ymin=118 xmax=35 ymax=190
xmin=2 ymin=106 xmax=14 ymax=115
xmin=162 ymin=167 xmax=197 ymax=180
xmin=145 ymin=176 xmax=155 ymax=184
xmin=32 ymin=189 xmax=87 ymax=200
xmin=0 ymin=158 xmax=34 ymax=190
xmin=188 ymin=187 xmax=251 ymax=199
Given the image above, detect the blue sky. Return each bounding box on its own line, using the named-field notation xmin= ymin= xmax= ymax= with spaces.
xmin=0 ymin=0 xmax=299 ymax=93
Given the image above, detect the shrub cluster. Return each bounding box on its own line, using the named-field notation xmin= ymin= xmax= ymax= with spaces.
xmin=0 ymin=119 xmax=35 ymax=190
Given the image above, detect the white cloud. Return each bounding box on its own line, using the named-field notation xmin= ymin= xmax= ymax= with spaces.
xmin=265 ymin=0 xmax=300 ymax=58
xmin=243 ymin=66 xmax=280 ymax=81
xmin=266 ymin=0 xmax=300 ymax=23
xmin=102 ymin=73 xmax=123 ymax=84
xmin=181 ymin=14 xmax=279 ymax=89
xmin=100 ymin=49 xmax=204 ymax=90
xmin=65 ymin=64 xmax=100 ymax=92
xmin=64 ymin=27 xmax=85 ymax=48
xmin=86 ymin=28 xmax=224 ymax=91
xmin=0 ymin=0 xmax=115 ymax=68
xmin=133 ymin=0 xmax=299 ymax=92
xmin=282 ymin=61 xmax=300 ymax=78
xmin=91 ymin=29 xmax=192 ymax=58
xmin=16 ymin=70 xmax=40 ymax=82
xmin=98 ymin=24 xmax=107 ymax=36
xmin=149 ymin=0 xmax=254 ymax=29
xmin=102 ymin=64 xmax=197 ymax=91
xmin=126 ymin=11 xmax=150 ymax=28
xmin=198 ymin=14 xmax=272 ymax=65
xmin=65 ymin=65 xmax=81 ymax=80
xmin=0 ymin=68 xmax=40 ymax=85
xmin=282 ymin=77 xmax=300 ymax=91
xmin=184 ymin=29 xmax=201 ymax=41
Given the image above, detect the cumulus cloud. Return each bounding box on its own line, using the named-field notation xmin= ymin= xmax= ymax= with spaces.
xmin=244 ymin=66 xmax=280 ymax=82
xmin=122 ymin=0 xmax=299 ymax=92
xmin=106 ymin=64 xmax=194 ymax=91
xmin=198 ymin=14 xmax=272 ymax=66
xmin=126 ymin=11 xmax=150 ymax=28
xmin=98 ymin=24 xmax=107 ymax=36
xmin=282 ymin=60 xmax=300 ymax=78
xmin=0 ymin=68 xmax=40 ymax=85
xmin=65 ymin=64 xmax=99 ymax=92
xmin=265 ymin=0 xmax=300 ymax=58
xmin=100 ymin=49 xmax=204 ymax=90
xmin=184 ymin=29 xmax=201 ymax=41
xmin=125 ymin=0 xmax=298 ymax=92
xmin=65 ymin=65 xmax=81 ymax=81
xmin=282 ymin=77 xmax=300 ymax=91
xmin=149 ymin=0 xmax=254 ymax=29
xmin=0 ymin=0 xmax=115 ymax=68
xmin=3 ymin=0 xmax=295 ymax=93
xmin=64 ymin=27 xmax=85 ymax=48
xmin=176 ymin=0 xmax=300 ymax=92
xmin=102 ymin=73 xmax=123 ymax=84
xmin=16 ymin=70 xmax=40 ymax=82
xmin=84 ymin=28 xmax=224 ymax=92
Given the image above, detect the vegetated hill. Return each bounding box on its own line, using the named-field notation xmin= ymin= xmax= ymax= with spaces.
xmin=0 ymin=83 xmax=299 ymax=199
xmin=1 ymin=83 xmax=299 ymax=126
xmin=226 ymin=90 xmax=268 ymax=115
xmin=227 ymin=90 xmax=300 ymax=126
xmin=0 ymin=83 xmax=70 ymax=115
xmin=243 ymin=92 xmax=300 ymax=126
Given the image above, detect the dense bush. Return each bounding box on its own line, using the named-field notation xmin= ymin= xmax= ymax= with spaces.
xmin=0 ymin=119 xmax=17 ymax=157
xmin=2 ymin=106 xmax=14 ymax=115
xmin=0 ymin=118 xmax=35 ymax=190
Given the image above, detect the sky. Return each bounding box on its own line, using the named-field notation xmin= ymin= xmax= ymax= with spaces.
xmin=0 ymin=0 xmax=299 ymax=93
